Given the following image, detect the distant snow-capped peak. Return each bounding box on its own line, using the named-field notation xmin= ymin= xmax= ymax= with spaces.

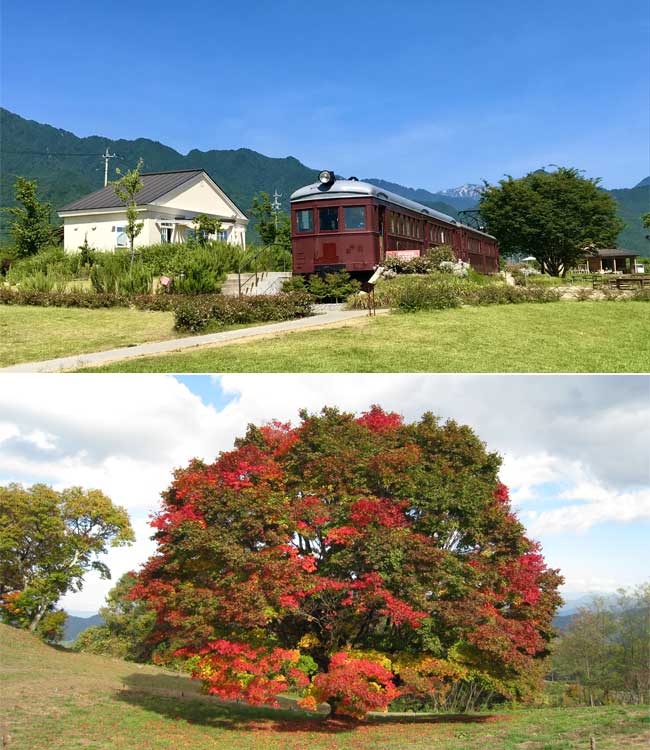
xmin=438 ymin=183 xmax=483 ymax=199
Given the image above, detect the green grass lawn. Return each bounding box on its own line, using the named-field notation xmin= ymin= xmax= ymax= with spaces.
xmin=1 ymin=625 xmax=648 ymax=750
xmin=85 ymin=302 xmax=650 ymax=373
xmin=0 ymin=305 xmax=179 ymax=367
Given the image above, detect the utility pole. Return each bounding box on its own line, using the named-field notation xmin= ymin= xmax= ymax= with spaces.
xmin=102 ymin=147 xmax=117 ymax=186
xmin=271 ymin=190 xmax=282 ymax=230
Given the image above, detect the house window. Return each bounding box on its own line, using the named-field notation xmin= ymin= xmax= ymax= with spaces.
xmin=296 ymin=209 xmax=313 ymax=232
xmin=319 ymin=206 xmax=339 ymax=231
xmin=344 ymin=205 xmax=365 ymax=230
xmin=160 ymin=226 xmax=173 ymax=243
xmin=114 ymin=226 xmax=128 ymax=248
xmin=215 ymin=230 xmax=228 ymax=242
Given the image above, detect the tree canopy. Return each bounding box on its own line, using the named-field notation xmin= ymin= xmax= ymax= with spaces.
xmin=134 ymin=407 xmax=562 ymax=717
xmin=480 ymin=167 xmax=625 ymax=276
xmin=0 ymin=483 xmax=134 ymax=636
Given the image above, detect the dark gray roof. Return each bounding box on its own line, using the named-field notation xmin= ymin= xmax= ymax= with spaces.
xmin=60 ymin=169 xmax=204 ymax=211
xmin=592 ymin=248 xmax=638 ymax=257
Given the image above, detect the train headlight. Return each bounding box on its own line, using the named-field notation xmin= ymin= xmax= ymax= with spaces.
xmin=318 ymin=170 xmax=335 ymax=186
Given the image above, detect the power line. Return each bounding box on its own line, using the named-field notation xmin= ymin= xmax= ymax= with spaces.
xmin=1 ymin=151 xmax=125 ymax=157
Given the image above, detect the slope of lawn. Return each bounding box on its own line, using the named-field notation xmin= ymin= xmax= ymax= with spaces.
xmin=0 ymin=305 xmax=178 ymax=367
xmin=84 ymin=302 xmax=650 ymax=373
xmin=1 ymin=624 xmax=649 ymax=750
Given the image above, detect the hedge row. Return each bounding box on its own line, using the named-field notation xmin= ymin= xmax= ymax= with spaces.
xmin=173 ymin=292 xmax=314 ymax=332
xmin=394 ymin=279 xmax=561 ymax=311
xmin=0 ymin=286 xmax=177 ymax=310
xmin=347 ymin=276 xmax=561 ymax=312
xmin=0 ymin=287 xmax=315 ymax=332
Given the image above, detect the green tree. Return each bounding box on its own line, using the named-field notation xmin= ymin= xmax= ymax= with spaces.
xmin=614 ymin=583 xmax=650 ymax=703
xmin=112 ymin=159 xmax=144 ymax=267
xmin=3 ymin=177 xmax=54 ymax=257
xmin=73 ymin=572 xmax=156 ymax=661
xmin=192 ymin=213 xmax=222 ymax=246
xmin=249 ymin=191 xmax=292 ymax=251
xmin=0 ymin=483 xmax=134 ymax=636
xmin=553 ymin=599 xmax=621 ymax=705
xmin=480 ymin=167 xmax=625 ymax=276
xmin=642 ymin=212 xmax=650 ymax=229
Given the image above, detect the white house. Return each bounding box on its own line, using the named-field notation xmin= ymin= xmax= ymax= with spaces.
xmin=58 ymin=169 xmax=248 ymax=251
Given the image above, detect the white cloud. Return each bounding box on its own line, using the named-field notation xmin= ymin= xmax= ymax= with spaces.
xmin=524 ymin=486 xmax=650 ymax=535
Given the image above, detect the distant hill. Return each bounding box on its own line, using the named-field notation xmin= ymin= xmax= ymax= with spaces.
xmin=609 ymin=185 xmax=650 ymax=253
xmin=63 ymin=613 xmax=103 ymax=642
xmin=552 ymin=613 xmax=575 ymax=632
xmin=0 ymin=108 xmax=319 ymax=242
xmin=0 ymin=108 xmax=647 ymax=251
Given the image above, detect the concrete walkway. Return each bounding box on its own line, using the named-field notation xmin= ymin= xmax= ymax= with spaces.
xmin=2 ymin=308 xmax=387 ymax=373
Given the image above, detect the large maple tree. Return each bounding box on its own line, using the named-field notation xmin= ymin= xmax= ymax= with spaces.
xmin=133 ymin=407 xmax=562 ymax=718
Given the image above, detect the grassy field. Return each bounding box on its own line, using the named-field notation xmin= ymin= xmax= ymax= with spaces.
xmin=0 ymin=305 xmax=179 ymax=367
xmin=1 ymin=625 xmax=648 ymax=750
xmin=84 ymin=302 xmax=650 ymax=373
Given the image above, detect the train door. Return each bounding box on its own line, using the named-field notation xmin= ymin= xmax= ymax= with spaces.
xmin=378 ymin=206 xmax=385 ymax=262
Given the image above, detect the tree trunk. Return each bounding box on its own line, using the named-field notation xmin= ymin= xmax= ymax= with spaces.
xmin=28 ymin=606 xmax=46 ymax=632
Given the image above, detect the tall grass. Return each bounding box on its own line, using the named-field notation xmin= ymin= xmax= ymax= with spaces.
xmin=4 ymin=241 xmax=292 ymax=296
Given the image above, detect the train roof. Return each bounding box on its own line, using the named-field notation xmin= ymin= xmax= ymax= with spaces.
xmin=290 ymin=178 xmax=496 ymax=239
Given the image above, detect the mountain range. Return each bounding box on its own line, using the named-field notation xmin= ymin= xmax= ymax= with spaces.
xmin=0 ymin=108 xmax=647 ymax=251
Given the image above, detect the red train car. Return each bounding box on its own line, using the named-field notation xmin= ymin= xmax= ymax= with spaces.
xmin=290 ymin=171 xmax=499 ymax=278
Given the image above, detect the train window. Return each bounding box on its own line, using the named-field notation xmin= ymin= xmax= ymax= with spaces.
xmin=319 ymin=207 xmax=339 ymax=231
xmin=344 ymin=205 xmax=366 ymax=230
xmin=296 ymin=209 xmax=313 ymax=233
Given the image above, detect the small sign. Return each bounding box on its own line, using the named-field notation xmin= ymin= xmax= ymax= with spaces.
xmin=386 ymin=249 xmax=421 ymax=260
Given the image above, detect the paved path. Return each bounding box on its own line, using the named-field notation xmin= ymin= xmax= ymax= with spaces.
xmin=2 ymin=308 xmax=387 ymax=373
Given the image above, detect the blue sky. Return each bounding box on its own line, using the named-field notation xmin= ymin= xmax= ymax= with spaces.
xmin=2 ymin=0 xmax=648 ymax=190
xmin=0 ymin=374 xmax=648 ymax=614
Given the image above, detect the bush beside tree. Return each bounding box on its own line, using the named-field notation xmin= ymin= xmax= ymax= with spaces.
xmin=73 ymin=572 xmax=156 ymax=661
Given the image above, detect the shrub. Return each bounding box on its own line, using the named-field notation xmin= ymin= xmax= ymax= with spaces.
xmin=297 ymin=271 xmax=360 ymax=302
xmin=116 ymin=265 xmax=155 ymax=295
xmin=281 ymin=275 xmax=307 ymax=293
xmin=426 ymin=245 xmax=456 ymax=266
xmin=630 ymin=286 xmax=650 ymax=301
xmin=18 ymin=270 xmax=57 ymax=293
xmin=90 ymin=252 xmax=131 ymax=293
xmin=170 ymin=246 xmax=226 ymax=294
xmin=575 ymin=287 xmax=594 ymax=301
xmin=396 ymin=277 xmax=463 ymax=311
xmin=173 ymin=291 xmax=313 ymax=333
